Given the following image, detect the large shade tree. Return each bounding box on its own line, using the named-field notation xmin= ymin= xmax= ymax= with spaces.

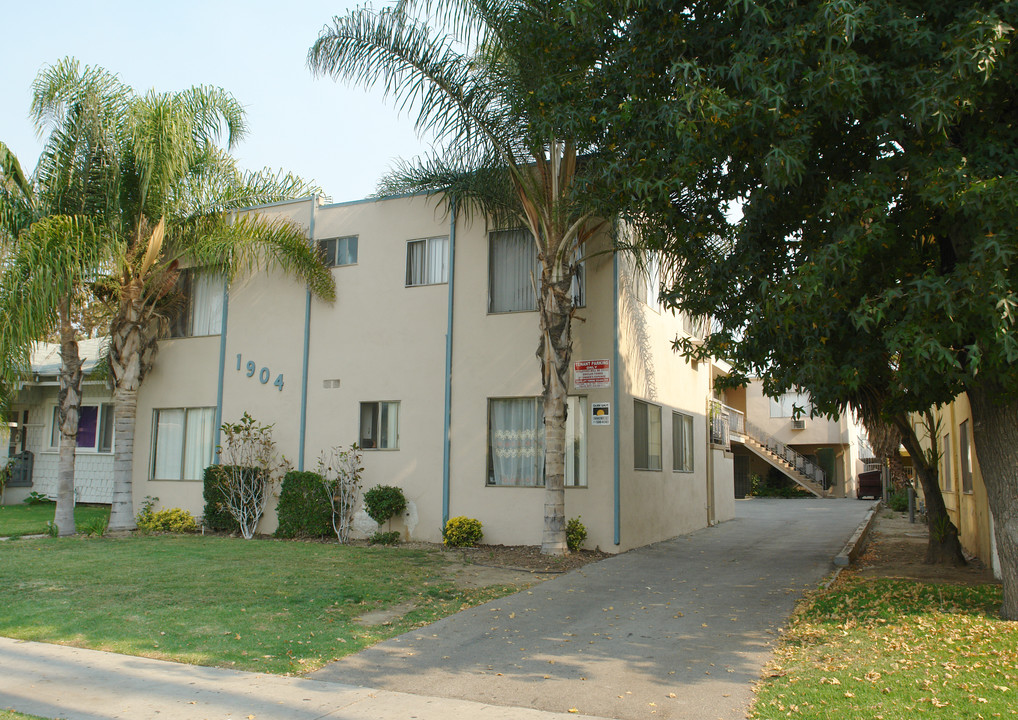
xmin=309 ymin=0 xmax=608 ymax=553
xmin=1 ymin=59 xmax=336 ymax=533
xmin=576 ymin=1 xmax=1018 ymax=613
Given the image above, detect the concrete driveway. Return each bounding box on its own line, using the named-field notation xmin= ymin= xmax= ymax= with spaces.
xmin=311 ymin=498 xmax=874 ymax=720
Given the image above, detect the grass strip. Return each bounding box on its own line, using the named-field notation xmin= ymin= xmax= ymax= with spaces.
xmin=0 ymin=535 xmax=524 ymax=674
xmin=752 ymin=576 xmax=1016 ymax=719
xmin=0 ymin=504 xmax=109 ymax=538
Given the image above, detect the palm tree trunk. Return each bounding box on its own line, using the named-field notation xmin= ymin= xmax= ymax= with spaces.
xmin=539 ymin=269 xmax=573 ymax=555
xmin=55 ymin=298 xmax=82 ymax=537
xmin=967 ymin=381 xmax=1018 ymax=620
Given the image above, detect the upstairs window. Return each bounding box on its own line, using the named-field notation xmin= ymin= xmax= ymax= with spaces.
xmin=360 ymin=401 xmax=399 ymax=450
xmin=318 ymin=236 xmax=358 ymax=267
xmin=170 ymin=269 xmax=224 ymax=337
xmin=636 ymin=253 xmax=661 ymax=310
xmin=489 ymin=229 xmax=585 ymax=313
xmin=406 ymin=236 xmax=449 ymax=286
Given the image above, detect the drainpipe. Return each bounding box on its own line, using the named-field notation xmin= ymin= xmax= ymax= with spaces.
xmin=441 ymin=198 xmax=457 ymax=531
xmin=612 ymin=245 xmax=621 ymax=546
xmin=213 ymin=263 xmax=232 ymax=459
xmin=298 ymin=195 xmax=318 ymax=472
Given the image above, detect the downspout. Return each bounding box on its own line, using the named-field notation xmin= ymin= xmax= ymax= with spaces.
xmin=213 ymin=261 xmax=232 ymax=459
xmin=298 ymin=195 xmax=318 ymax=472
xmin=442 ymin=198 xmax=457 ymax=530
xmin=613 ymin=244 xmax=621 ymax=546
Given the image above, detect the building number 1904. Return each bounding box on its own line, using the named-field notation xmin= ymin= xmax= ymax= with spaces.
xmin=236 ymin=354 xmax=284 ymax=391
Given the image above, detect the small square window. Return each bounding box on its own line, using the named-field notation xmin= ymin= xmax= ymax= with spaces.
xmin=318 ymin=236 xmax=358 ymax=267
xmin=360 ymin=401 xmax=399 ymax=449
xmin=406 ymin=236 xmax=449 ymax=286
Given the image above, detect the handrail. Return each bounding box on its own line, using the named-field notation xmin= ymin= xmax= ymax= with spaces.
xmin=709 ymin=400 xmax=731 ymax=450
xmin=744 ymin=419 xmax=828 ymax=490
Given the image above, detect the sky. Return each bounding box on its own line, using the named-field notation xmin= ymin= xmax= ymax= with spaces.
xmin=2 ymin=1 xmax=435 ymax=204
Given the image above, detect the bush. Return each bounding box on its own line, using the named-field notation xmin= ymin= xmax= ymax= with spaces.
xmin=443 ymin=516 xmax=483 ymax=547
xmin=566 ymin=516 xmax=587 ymax=552
xmin=363 ymin=485 xmax=407 ymax=528
xmin=23 ymin=491 xmax=51 ymax=506
xmin=275 ymin=471 xmax=333 ymax=538
xmin=888 ymin=488 xmax=910 ymax=512
xmin=369 ymin=530 xmax=401 ymax=545
xmin=137 ymin=508 xmax=198 ymax=533
xmin=203 ymin=466 xmax=241 ymax=532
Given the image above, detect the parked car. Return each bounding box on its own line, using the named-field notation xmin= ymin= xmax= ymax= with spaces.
xmin=857 ymin=470 xmax=882 ymax=499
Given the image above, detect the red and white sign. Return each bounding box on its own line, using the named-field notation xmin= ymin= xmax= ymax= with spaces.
xmin=573 ymin=359 xmax=611 ymax=389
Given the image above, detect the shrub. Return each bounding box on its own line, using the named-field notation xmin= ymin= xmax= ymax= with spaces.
xmin=369 ymin=530 xmax=401 ymax=545
xmin=888 ymin=489 xmax=910 ymax=512
xmin=443 ymin=516 xmax=483 ymax=547
xmin=363 ymin=485 xmax=407 ymax=528
xmin=275 ymin=471 xmax=333 ymax=538
xmin=137 ymin=508 xmax=198 ymax=533
xmin=316 ymin=444 xmax=363 ymax=543
xmin=23 ymin=491 xmax=51 ymax=506
xmin=203 ymin=466 xmax=241 ymax=532
xmin=566 ymin=516 xmax=587 ymax=552
xmin=216 ymin=413 xmax=290 ymax=539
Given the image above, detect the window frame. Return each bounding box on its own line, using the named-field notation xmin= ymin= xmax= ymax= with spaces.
xmin=634 ymin=399 xmax=663 ymax=471
xmin=49 ymin=403 xmax=114 ymax=453
xmin=150 ymin=406 xmax=216 ymax=481
xmin=486 ymin=395 xmax=587 ymax=487
xmin=359 ymin=401 xmax=400 ymax=450
xmin=488 ymin=228 xmax=585 ymax=314
xmin=317 ymin=235 xmax=359 ymax=268
xmin=405 ymin=235 xmax=450 ymax=286
xmin=169 ymin=268 xmax=225 ymax=338
xmin=672 ymin=411 xmax=694 ymax=473
xmin=942 ymin=432 xmax=952 ymax=492
xmin=959 ymin=420 xmax=973 ymax=493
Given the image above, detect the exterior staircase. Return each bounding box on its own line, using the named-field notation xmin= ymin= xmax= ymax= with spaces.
xmin=738 ymin=419 xmax=831 ymax=498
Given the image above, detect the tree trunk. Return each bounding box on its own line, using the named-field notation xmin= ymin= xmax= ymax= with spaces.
xmin=893 ymin=415 xmax=966 ymax=566
xmin=539 ymin=269 xmax=573 ymax=555
xmin=108 ymin=386 xmax=138 ymax=530
xmin=55 ymin=298 xmax=82 ymax=537
xmin=967 ymin=382 xmax=1018 ymax=620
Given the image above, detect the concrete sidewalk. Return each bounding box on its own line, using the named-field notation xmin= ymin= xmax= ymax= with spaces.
xmin=0 ymin=498 xmax=874 ymax=720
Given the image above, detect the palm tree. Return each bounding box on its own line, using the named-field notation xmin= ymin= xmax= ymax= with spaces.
xmin=2 ymin=59 xmax=336 ymax=533
xmin=309 ymin=0 xmax=604 ymax=554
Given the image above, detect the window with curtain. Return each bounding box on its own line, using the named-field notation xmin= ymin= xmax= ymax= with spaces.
xmin=942 ymin=432 xmax=952 ymax=492
xmin=317 ymin=236 xmax=358 ymax=267
xmin=634 ymin=399 xmax=662 ymax=470
xmin=636 ymin=253 xmax=661 ymax=310
xmin=49 ymin=404 xmax=114 ymax=452
xmin=488 ymin=229 xmax=585 ymax=313
xmin=672 ymin=411 xmax=694 ymax=472
xmin=768 ymin=392 xmax=813 ymax=418
xmin=359 ymin=401 xmax=399 ymax=449
xmin=406 ymin=236 xmax=449 ymax=286
xmin=960 ymin=420 xmax=973 ymax=493
xmin=487 ymin=397 xmax=587 ymax=487
xmin=151 ymin=407 xmax=216 ymax=480
xmin=169 ymin=269 xmax=225 ymax=337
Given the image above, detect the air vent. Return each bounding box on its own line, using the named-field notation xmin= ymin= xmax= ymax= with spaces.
xmin=791 ymin=419 xmax=806 ymax=430
xmin=323 ymin=379 xmax=341 ymax=389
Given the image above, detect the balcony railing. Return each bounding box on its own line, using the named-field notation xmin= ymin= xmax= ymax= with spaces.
xmin=744 ymin=419 xmax=829 ymax=490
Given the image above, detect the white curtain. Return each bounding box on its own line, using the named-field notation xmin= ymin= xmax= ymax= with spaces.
xmin=564 ymin=396 xmax=587 ymax=487
xmin=406 ymin=240 xmax=427 ymax=285
xmin=379 ymin=402 xmax=399 ymax=449
xmin=489 ymin=229 xmax=539 ymax=312
xmin=183 ymin=408 xmax=216 ymax=481
xmin=191 ymin=271 xmax=224 ymax=336
xmin=490 ymin=398 xmax=544 ymax=486
xmin=154 ymin=409 xmax=184 ymax=480
xmin=428 ymin=236 xmax=449 ymax=283
xmin=673 ymin=413 xmax=693 ymax=472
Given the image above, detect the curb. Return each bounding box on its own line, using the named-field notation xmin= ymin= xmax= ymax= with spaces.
xmin=834 ymin=500 xmax=881 ymax=567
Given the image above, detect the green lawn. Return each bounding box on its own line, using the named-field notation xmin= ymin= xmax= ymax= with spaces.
xmin=0 ymin=711 xmax=50 ymax=720
xmin=0 ymin=534 xmax=523 ymax=675
xmin=752 ymin=577 xmax=1016 ymax=719
xmin=0 ymin=503 xmax=109 ymax=538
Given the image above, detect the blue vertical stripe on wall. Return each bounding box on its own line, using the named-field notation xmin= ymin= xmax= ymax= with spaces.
xmin=442 ymin=198 xmax=457 ymax=530
xmin=298 ymin=196 xmax=317 ymax=472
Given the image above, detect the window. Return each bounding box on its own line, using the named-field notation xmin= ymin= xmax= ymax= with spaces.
xmin=359 ymin=401 xmax=399 ymax=449
xmin=634 ymin=399 xmax=662 ymax=470
xmin=960 ymin=420 xmax=973 ymax=493
xmin=636 ymin=253 xmax=661 ymax=310
xmin=406 ymin=236 xmax=449 ymax=286
xmin=672 ymin=411 xmax=694 ymax=472
xmin=487 ymin=396 xmax=586 ymax=487
xmin=170 ymin=269 xmax=225 ymax=337
xmin=942 ymin=432 xmax=952 ymax=491
xmin=317 ymin=236 xmax=358 ymax=267
xmin=769 ymin=392 xmax=813 ymax=418
xmin=50 ymin=404 xmax=114 ymax=452
xmin=488 ymin=229 xmax=584 ymax=313
xmin=151 ymin=407 xmax=216 ymax=480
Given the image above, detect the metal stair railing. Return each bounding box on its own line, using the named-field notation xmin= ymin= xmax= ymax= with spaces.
xmin=744 ymin=419 xmax=828 ymax=491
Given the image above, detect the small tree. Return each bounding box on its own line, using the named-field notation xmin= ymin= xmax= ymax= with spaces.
xmin=363 ymin=484 xmax=407 ymax=532
xmin=316 ymin=444 xmax=363 ymax=544
xmin=216 ymin=412 xmax=290 ymax=539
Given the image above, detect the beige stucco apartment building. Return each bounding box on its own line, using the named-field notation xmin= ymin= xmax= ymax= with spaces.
xmin=4 ymin=194 xmax=734 ymax=552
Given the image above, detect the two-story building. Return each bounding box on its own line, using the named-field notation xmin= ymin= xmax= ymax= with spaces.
xmin=3 ymin=193 xmax=735 ymax=552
